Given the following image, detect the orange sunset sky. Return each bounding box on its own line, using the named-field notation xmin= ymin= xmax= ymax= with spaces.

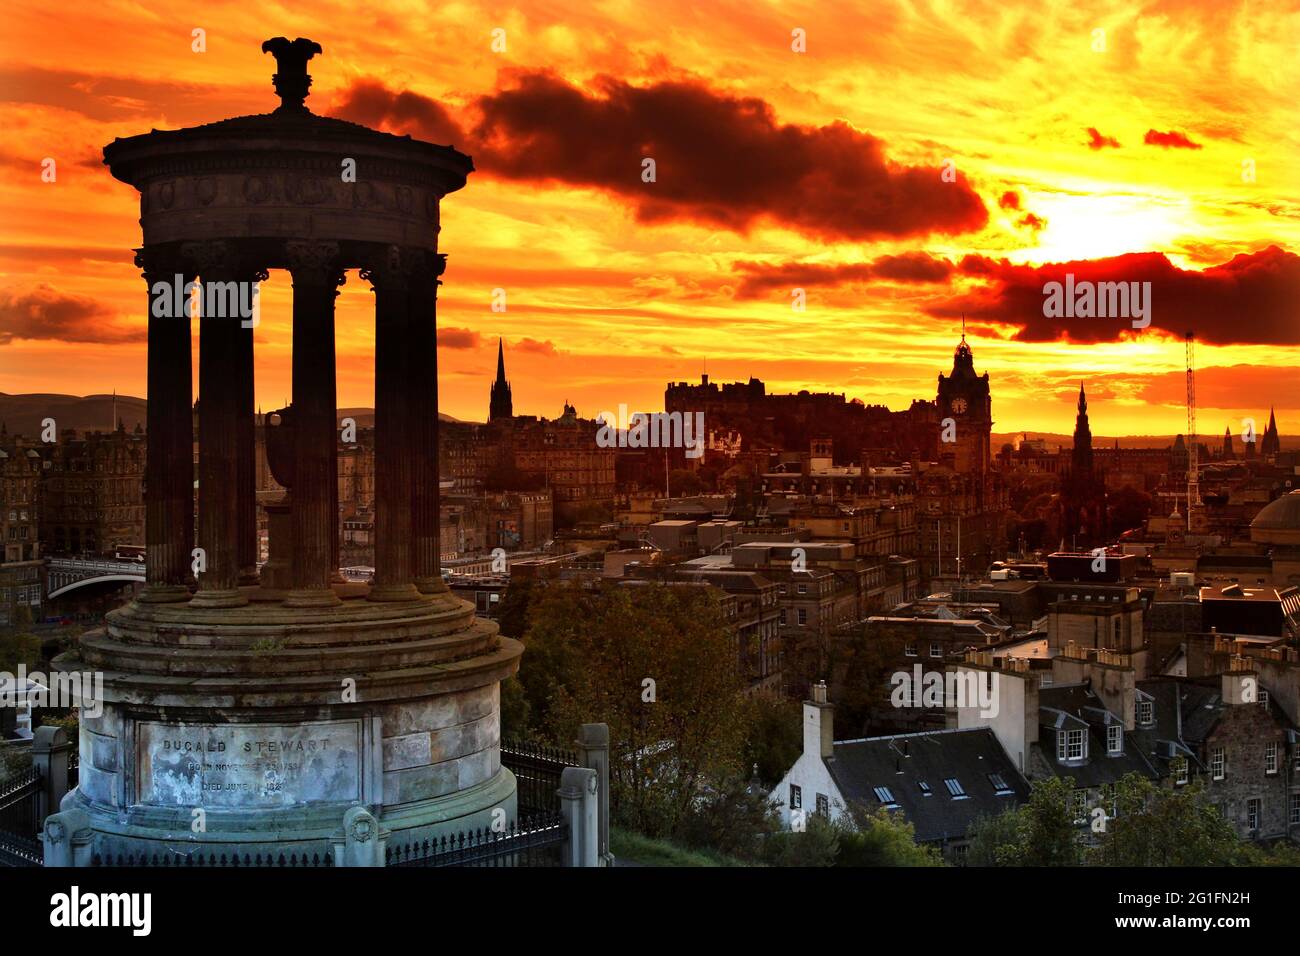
xmin=0 ymin=0 xmax=1297 ymax=437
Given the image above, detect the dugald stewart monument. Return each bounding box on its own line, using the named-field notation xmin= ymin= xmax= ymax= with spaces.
xmin=52 ymin=38 xmax=522 ymax=860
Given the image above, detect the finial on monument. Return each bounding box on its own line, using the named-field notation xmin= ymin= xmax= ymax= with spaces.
xmin=261 ymin=37 xmax=323 ymax=112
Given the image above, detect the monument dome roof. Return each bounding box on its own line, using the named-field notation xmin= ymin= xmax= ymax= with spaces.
xmin=1251 ymin=489 xmax=1300 ymax=531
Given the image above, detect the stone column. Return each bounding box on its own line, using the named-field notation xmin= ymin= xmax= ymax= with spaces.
xmin=186 ymin=241 xmax=249 ymax=608
xmin=31 ymin=725 xmax=70 ymax=824
xmin=557 ymin=766 xmax=599 ymax=867
xmin=136 ymin=246 xmax=193 ymax=603
xmin=409 ymin=250 xmax=448 ymax=594
xmin=577 ymin=723 xmax=614 ymax=866
xmin=363 ymin=245 xmax=419 ymax=602
xmin=284 ymin=240 xmax=344 ymax=607
xmin=236 ymin=270 xmax=267 ymax=585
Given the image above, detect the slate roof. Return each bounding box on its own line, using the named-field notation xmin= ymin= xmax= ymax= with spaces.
xmin=825 ymin=727 xmax=1028 ymax=843
xmin=1031 ymin=683 xmax=1161 ymax=787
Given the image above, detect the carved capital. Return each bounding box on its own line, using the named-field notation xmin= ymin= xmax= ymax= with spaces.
xmin=284 ymin=240 xmax=344 ymax=288
xmin=134 ymin=246 xmax=188 ymax=283
xmin=180 ymin=239 xmax=238 ymax=277
xmin=360 ymin=244 xmax=416 ymax=293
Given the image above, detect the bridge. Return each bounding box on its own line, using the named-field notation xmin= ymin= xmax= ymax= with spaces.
xmin=46 ymin=557 xmax=146 ymax=599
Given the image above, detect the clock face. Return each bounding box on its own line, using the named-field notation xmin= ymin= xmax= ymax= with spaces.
xmin=951 ymin=398 xmax=968 ymax=414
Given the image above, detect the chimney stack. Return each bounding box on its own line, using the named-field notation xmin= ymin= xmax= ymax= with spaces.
xmin=1222 ymin=670 xmax=1257 ymax=706
xmin=804 ymin=680 xmax=834 ymax=759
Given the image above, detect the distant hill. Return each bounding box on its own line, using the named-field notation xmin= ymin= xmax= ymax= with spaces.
xmin=0 ymin=395 xmax=458 ymax=438
xmin=0 ymin=393 xmax=147 ymax=437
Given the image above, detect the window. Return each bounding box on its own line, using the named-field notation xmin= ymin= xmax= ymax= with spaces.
xmin=873 ymin=786 xmax=896 ymax=805
xmin=1259 ymin=689 xmax=1270 ymax=708
xmin=797 ymin=583 xmax=807 ymax=595
xmin=1107 ymin=724 xmax=1122 ymax=755
xmin=929 ymin=642 xmax=943 ymax=658
xmin=1137 ymin=700 xmax=1153 ymax=725
xmin=1246 ymin=798 xmax=1261 ymax=832
xmin=943 ymin=778 xmax=966 ymax=799
xmin=1058 ymin=728 xmax=1086 ymax=762
xmin=904 ymin=642 xmax=917 ymax=657
xmin=917 ymin=781 xmax=932 ymax=797
xmin=815 ymin=793 xmax=829 ymax=817
xmin=988 ymin=773 xmax=1012 ymax=795
xmin=1174 ymin=759 xmax=1189 ymax=785
xmin=797 ymin=609 xmax=807 ymax=626
xmin=1265 ymin=742 xmax=1278 ymax=775
xmin=779 ymin=609 xmax=786 ymax=625
xmin=789 ymin=785 xmax=801 ymax=810
xmin=1291 ymin=793 xmax=1300 ymax=826
xmin=1211 ymin=747 xmax=1225 ymax=780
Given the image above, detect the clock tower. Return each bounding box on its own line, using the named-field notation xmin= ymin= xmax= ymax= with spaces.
xmin=936 ymin=333 xmax=992 ymax=475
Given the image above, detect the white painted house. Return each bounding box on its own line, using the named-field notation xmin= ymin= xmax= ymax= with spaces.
xmin=770 ymin=681 xmax=1030 ymax=855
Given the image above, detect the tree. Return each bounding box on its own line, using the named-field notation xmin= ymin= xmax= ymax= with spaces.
xmin=675 ymin=774 xmax=780 ymax=860
xmin=1107 ymin=485 xmax=1153 ymax=537
xmin=668 ymin=468 xmax=703 ymax=496
xmin=966 ymin=777 xmax=1081 ymax=866
xmin=741 ymin=695 xmax=802 ymax=787
xmin=523 ymin=581 xmax=748 ymax=837
xmin=1088 ymin=771 xmax=1240 ymax=867
xmin=836 ymin=804 xmax=945 ymax=866
xmin=0 ymin=630 xmax=40 ymax=673
xmin=762 ymin=813 xmax=840 ymax=866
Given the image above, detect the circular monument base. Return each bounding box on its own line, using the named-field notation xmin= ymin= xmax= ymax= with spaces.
xmin=53 ymin=584 xmax=524 ymax=864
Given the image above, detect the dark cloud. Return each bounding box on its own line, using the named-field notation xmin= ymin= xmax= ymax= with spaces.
xmin=437 ymin=327 xmax=481 ymax=349
xmin=331 ymin=79 xmax=467 ymax=148
xmin=733 ymin=252 xmax=955 ymax=297
xmin=514 ymin=337 xmax=560 ymax=356
xmin=931 ymin=245 xmax=1300 ymax=346
xmin=1086 ymin=127 xmax=1121 ymax=150
xmin=332 ymin=74 xmax=988 ymax=241
xmin=1144 ymin=129 xmax=1202 ymax=150
xmin=998 ymin=190 xmax=1021 ymax=210
xmin=0 ymin=284 xmax=140 ymax=345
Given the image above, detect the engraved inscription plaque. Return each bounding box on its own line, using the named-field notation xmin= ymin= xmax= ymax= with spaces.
xmin=135 ymin=719 xmax=363 ymax=808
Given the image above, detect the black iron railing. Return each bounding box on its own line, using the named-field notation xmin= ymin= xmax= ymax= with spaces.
xmin=386 ymin=811 xmax=568 ymax=867
xmin=92 ymin=850 xmax=334 ymax=867
xmin=500 ymin=738 xmax=576 ymax=814
xmin=0 ymin=767 xmax=42 ymax=867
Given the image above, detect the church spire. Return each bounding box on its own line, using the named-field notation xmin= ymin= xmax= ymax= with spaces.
xmin=489 ymin=337 xmax=513 ymax=421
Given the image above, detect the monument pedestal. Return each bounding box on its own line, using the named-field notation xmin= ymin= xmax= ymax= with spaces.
xmin=54 ymin=588 xmax=522 ymax=861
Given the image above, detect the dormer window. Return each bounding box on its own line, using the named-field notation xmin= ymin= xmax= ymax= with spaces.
xmin=873 ymin=786 xmax=898 ymax=808
xmin=1107 ymin=724 xmax=1122 ymax=755
xmin=917 ymin=781 xmax=932 ymax=797
xmin=1137 ymin=700 xmax=1154 ymax=726
xmin=1057 ymin=727 xmax=1087 ymax=762
xmin=988 ymin=773 xmax=1013 ymax=796
xmin=943 ymin=777 xmax=967 ymax=799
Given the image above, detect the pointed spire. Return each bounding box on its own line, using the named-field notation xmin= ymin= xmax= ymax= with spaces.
xmin=496 ymin=337 xmax=506 ymax=382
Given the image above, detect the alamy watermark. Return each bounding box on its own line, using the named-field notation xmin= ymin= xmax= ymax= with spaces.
xmin=1042 ymin=274 xmax=1150 ymax=329
xmin=596 ymin=405 xmax=705 ymax=459
xmin=890 ymin=665 xmax=1000 ymax=718
xmin=150 ymin=275 xmax=262 ymax=328
xmin=0 ymin=664 xmax=103 ymax=719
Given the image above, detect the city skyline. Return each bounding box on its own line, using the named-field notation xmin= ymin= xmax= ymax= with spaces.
xmin=1 ymin=1 xmax=1297 ymax=435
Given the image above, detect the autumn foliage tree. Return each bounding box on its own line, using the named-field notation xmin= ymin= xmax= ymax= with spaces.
xmin=520 ymin=581 xmax=748 ymax=837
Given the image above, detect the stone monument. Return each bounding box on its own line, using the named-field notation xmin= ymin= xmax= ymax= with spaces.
xmin=52 ymin=38 xmax=523 ymax=860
